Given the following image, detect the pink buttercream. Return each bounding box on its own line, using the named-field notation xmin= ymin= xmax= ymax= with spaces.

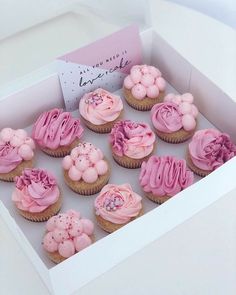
xmin=12 ymin=168 xmax=60 ymax=213
xmin=95 ymin=184 xmax=142 ymax=224
xmin=32 ymin=108 xmax=83 ymax=150
xmin=43 ymin=210 xmax=94 ymax=259
xmin=109 ymin=120 xmax=156 ymax=159
xmin=124 ymin=65 xmax=166 ymax=100
xmin=79 ymin=88 xmax=123 ymax=125
xmin=189 ymin=129 xmax=236 ymax=171
xmin=139 ymin=155 xmax=194 ymax=196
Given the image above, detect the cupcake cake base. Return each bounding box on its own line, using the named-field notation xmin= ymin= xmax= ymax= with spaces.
xmin=41 ymin=139 xmax=81 ymax=157
xmin=0 ymin=159 xmax=34 ymax=182
xmin=145 ymin=192 xmax=171 ymax=204
xmin=155 ymin=128 xmax=196 ymax=144
xmin=186 ymin=151 xmax=211 ymax=177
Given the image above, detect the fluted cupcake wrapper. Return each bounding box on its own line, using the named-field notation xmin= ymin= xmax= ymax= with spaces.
xmin=186 ymin=150 xmax=211 ymax=177
xmin=145 ymin=192 xmax=171 ymax=204
xmin=40 ymin=139 xmax=81 ymax=158
xmin=155 ymin=128 xmax=196 ymax=144
xmin=0 ymin=159 xmax=34 ymax=182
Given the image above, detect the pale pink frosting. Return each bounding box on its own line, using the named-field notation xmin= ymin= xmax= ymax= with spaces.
xmin=95 ymin=184 xmax=142 ymax=224
xmin=0 ymin=128 xmax=35 ymax=173
xmin=189 ymin=129 xmax=236 ymax=171
xmin=123 ymin=65 xmax=166 ymax=100
xmin=12 ymin=168 xmax=60 ymax=213
xmin=43 ymin=210 xmax=94 ymax=259
xmin=79 ymin=88 xmax=123 ymax=125
xmin=62 ymin=142 xmax=108 ymax=183
xmin=151 ymin=93 xmax=198 ymax=133
xmin=139 ymin=155 xmax=194 ymax=196
xmin=109 ymin=120 xmax=156 ymax=159
xmin=32 ymin=108 xmax=83 ymax=150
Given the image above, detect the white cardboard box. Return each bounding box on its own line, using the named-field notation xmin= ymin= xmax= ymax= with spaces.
xmin=1 ymin=28 xmax=236 ymax=295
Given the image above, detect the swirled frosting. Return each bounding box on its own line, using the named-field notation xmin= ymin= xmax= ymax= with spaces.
xmin=189 ymin=129 xmax=236 ymax=171
xmin=151 ymin=93 xmax=198 ymax=133
xmin=79 ymin=88 xmax=123 ymax=125
xmin=0 ymin=128 xmax=35 ymax=173
xmin=94 ymin=184 xmax=142 ymax=224
xmin=12 ymin=168 xmax=60 ymax=213
xmin=109 ymin=120 xmax=156 ymax=159
xmin=139 ymin=155 xmax=194 ymax=196
xmin=32 ymin=108 xmax=83 ymax=149
xmin=123 ymin=64 xmax=166 ymax=100
xmin=62 ymin=142 xmax=108 ymax=183
xmin=43 ymin=210 xmax=94 ymax=259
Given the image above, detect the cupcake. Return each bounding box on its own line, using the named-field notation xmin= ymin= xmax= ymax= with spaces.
xmin=94 ymin=184 xmax=143 ymax=233
xmin=79 ymin=88 xmax=123 ymax=133
xmin=63 ymin=142 xmax=110 ymax=195
xmin=139 ymin=155 xmax=194 ymax=204
xmin=0 ymin=128 xmax=35 ymax=182
xmin=12 ymin=168 xmax=62 ymax=221
xmin=187 ymin=129 xmax=236 ymax=177
xmin=42 ymin=210 xmax=94 ymax=264
xmin=32 ymin=108 xmax=83 ymax=157
xmin=151 ymin=93 xmax=198 ymax=143
xmin=123 ymin=64 xmax=166 ymax=111
xmin=109 ymin=120 xmax=156 ymax=168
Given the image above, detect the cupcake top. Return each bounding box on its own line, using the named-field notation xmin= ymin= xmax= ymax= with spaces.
xmin=62 ymin=142 xmax=108 ymax=183
xmin=12 ymin=168 xmax=60 ymax=213
xmin=139 ymin=155 xmax=194 ymax=196
xmin=189 ymin=129 xmax=236 ymax=171
xmin=94 ymin=184 xmax=142 ymax=224
xmin=43 ymin=210 xmax=94 ymax=259
xmin=109 ymin=120 xmax=156 ymax=159
xmin=123 ymin=64 xmax=166 ymax=100
xmin=32 ymin=108 xmax=83 ymax=150
xmin=79 ymin=88 xmax=123 ymax=125
xmin=0 ymin=128 xmax=35 ymax=174
xmin=151 ymin=93 xmax=198 ymax=133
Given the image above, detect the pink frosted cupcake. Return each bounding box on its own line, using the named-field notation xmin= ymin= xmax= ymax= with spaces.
xmin=123 ymin=64 xmax=166 ymax=111
xmin=109 ymin=120 xmax=156 ymax=168
xmin=32 ymin=108 xmax=83 ymax=157
xmin=62 ymin=142 xmax=110 ymax=195
xmin=187 ymin=129 xmax=236 ymax=177
xmin=42 ymin=210 xmax=94 ymax=264
xmin=79 ymin=88 xmax=123 ymax=133
xmin=151 ymin=93 xmax=198 ymax=143
xmin=0 ymin=128 xmax=35 ymax=182
xmin=94 ymin=184 xmax=143 ymax=233
xmin=139 ymin=155 xmax=194 ymax=204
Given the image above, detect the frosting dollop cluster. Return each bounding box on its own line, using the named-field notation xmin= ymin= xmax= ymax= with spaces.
xmin=0 ymin=128 xmax=35 ymax=173
xmin=32 ymin=108 xmax=83 ymax=149
xmin=43 ymin=210 xmax=94 ymax=258
xmin=79 ymin=88 xmax=123 ymax=125
xmin=94 ymin=184 xmax=142 ymax=224
xmin=139 ymin=155 xmax=194 ymax=196
xmin=62 ymin=142 xmax=108 ymax=183
xmin=109 ymin=120 xmax=155 ymax=159
xmin=12 ymin=168 xmax=60 ymax=212
xmin=151 ymin=93 xmax=198 ymax=133
xmin=123 ymin=65 xmax=166 ymax=99
xmin=189 ymin=129 xmax=236 ymax=171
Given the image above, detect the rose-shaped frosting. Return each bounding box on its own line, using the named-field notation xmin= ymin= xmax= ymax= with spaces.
xmin=0 ymin=128 xmax=35 ymax=173
xmin=42 ymin=210 xmax=94 ymax=259
xmin=151 ymin=93 xmax=198 ymax=133
xmin=94 ymin=184 xmax=142 ymax=224
xmin=79 ymin=88 xmax=123 ymax=125
xmin=32 ymin=108 xmax=83 ymax=150
xmin=123 ymin=65 xmax=166 ymax=100
xmin=12 ymin=168 xmax=60 ymax=212
xmin=189 ymin=129 xmax=236 ymax=171
xmin=62 ymin=142 xmax=108 ymax=183
xmin=139 ymin=155 xmax=194 ymax=196
xmin=109 ymin=120 xmax=156 ymax=159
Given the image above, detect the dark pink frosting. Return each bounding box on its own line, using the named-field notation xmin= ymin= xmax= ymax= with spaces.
xmin=0 ymin=144 xmax=22 ymax=173
xmin=139 ymin=155 xmax=194 ymax=196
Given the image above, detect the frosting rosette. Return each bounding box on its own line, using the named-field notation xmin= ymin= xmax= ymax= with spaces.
xmin=189 ymin=129 xmax=236 ymax=171
xmin=12 ymin=168 xmax=60 ymax=212
xmin=109 ymin=120 xmax=155 ymax=159
xmin=139 ymin=155 xmax=194 ymax=196
xmin=95 ymin=184 xmax=142 ymax=224
xmin=79 ymin=88 xmax=123 ymax=125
